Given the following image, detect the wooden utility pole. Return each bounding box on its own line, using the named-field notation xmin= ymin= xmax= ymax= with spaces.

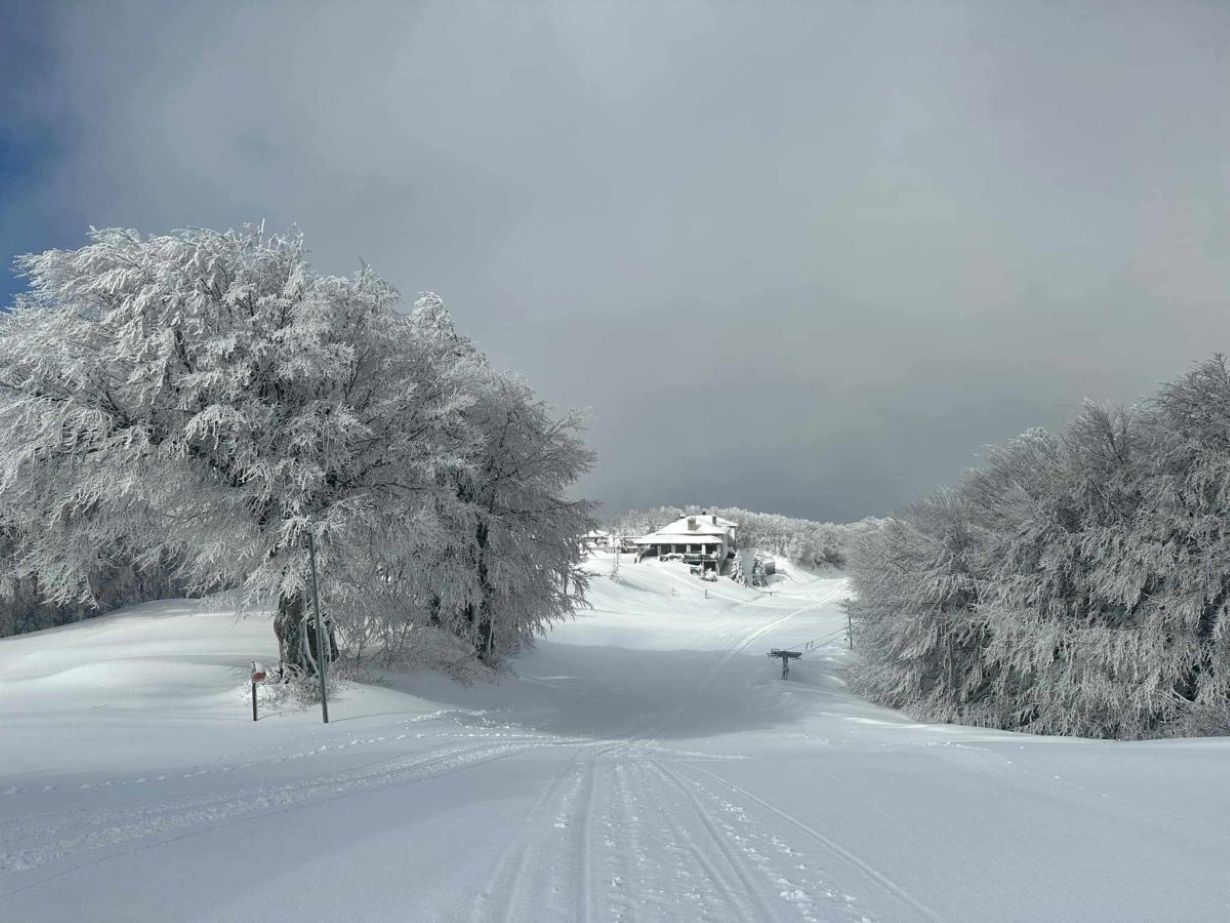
xmin=307 ymin=530 xmax=329 ymax=724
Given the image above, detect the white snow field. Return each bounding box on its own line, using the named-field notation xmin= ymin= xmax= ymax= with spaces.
xmin=2 ymin=558 xmax=1229 ymax=922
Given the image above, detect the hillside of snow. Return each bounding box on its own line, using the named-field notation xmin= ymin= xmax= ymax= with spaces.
xmin=2 ymin=556 xmax=1229 ymax=921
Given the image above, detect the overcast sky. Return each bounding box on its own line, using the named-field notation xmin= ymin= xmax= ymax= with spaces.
xmin=2 ymin=1 xmax=1229 ymax=522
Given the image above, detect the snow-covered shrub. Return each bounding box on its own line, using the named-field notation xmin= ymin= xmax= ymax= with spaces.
xmin=357 ymin=623 xmax=501 ymax=685
xmin=254 ymin=658 xmax=352 ymax=712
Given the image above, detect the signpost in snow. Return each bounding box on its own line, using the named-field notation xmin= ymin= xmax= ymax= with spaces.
xmin=768 ymin=649 xmax=802 ymax=680
xmin=250 ymin=661 xmax=267 ymax=721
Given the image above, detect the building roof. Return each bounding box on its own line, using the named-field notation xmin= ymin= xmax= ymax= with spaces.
xmin=656 ymin=514 xmax=737 ymax=535
xmin=633 ymin=514 xmax=737 ymax=545
xmin=633 ymin=531 xmax=726 ymax=546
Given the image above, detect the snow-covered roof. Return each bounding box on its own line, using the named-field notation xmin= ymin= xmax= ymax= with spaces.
xmin=633 ymin=531 xmax=726 ymax=546
xmin=654 ymin=514 xmax=736 ymax=535
xmin=634 ymin=514 xmax=737 ymax=545
xmin=584 ymin=529 xmax=611 ymax=538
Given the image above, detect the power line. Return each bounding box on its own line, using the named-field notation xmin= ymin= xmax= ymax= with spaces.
xmin=775 ymin=627 xmax=849 ymax=653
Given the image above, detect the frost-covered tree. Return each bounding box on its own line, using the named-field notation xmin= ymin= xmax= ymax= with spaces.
xmin=727 ymin=552 xmax=745 ymax=585
xmin=967 ymin=409 xmax=1169 ymax=736
xmin=0 ymin=522 xmax=182 ymax=638
xmin=846 ymin=489 xmax=987 ymax=721
xmin=0 ymin=226 xmax=593 ymax=668
xmin=326 ymin=306 xmax=596 ymax=663
xmin=727 ymin=550 xmax=769 ymax=587
xmin=606 ymin=506 xmax=686 ymax=540
xmin=448 ymin=371 xmax=595 ymax=660
xmin=849 ymin=362 xmax=1230 ymax=739
xmin=1137 ymin=356 xmax=1230 ymax=730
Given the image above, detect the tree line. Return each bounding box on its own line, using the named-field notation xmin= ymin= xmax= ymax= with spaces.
xmin=607 ymin=505 xmax=881 ymax=568
xmin=847 ymin=357 xmax=1230 ymax=739
xmin=0 ymin=226 xmax=594 ymax=673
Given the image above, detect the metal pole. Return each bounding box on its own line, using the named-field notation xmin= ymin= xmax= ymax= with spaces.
xmin=307 ymin=530 xmax=329 ymax=724
xmin=847 ymin=612 xmax=853 ymax=649
xmin=251 ymin=661 xmax=258 ymax=722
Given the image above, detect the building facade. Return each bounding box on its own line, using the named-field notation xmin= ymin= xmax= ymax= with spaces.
xmin=633 ymin=513 xmax=738 ymax=570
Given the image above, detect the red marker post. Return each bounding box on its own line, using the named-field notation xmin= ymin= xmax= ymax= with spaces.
xmin=250 ymin=661 xmax=267 ymax=721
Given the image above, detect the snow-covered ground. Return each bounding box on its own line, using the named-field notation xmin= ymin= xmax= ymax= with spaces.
xmin=2 ymin=557 xmax=1228 ymax=922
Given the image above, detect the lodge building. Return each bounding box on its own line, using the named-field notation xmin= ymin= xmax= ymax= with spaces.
xmin=633 ymin=513 xmax=737 ymax=570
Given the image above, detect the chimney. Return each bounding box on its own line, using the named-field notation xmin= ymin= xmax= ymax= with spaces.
xmin=712 ymin=515 xmax=717 ymax=525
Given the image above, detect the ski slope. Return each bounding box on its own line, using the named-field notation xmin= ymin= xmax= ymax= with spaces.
xmin=1 ymin=557 xmax=1228 ymax=921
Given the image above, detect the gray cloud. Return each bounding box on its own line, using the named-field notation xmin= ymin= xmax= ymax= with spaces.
xmin=5 ymin=0 xmax=1230 ymax=520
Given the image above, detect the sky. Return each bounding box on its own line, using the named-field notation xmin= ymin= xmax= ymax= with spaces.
xmin=2 ymin=1 xmax=1229 ymax=523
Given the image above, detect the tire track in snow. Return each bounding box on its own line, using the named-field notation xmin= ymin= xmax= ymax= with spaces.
xmin=0 ymin=728 xmax=553 ymax=844
xmin=471 ymin=746 xmax=587 ymax=923
xmin=475 ymin=742 xmax=765 ymax=923
xmin=574 ymin=758 xmax=595 ymax=923
xmin=470 ymin=742 xmax=615 ymax=923
xmin=0 ymin=708 xmax=517 ymax=808
xmin=637 ymin=761 xmax=759 ymax=923
xmin=595 ymin=579 xmax=857 ymax=920
xmin=646 ymin=759 xmax=783 ymax=922
xmin=603 ymin=757 xmax=752 ymax=922
xmin=698 ymin=580 xmax=848 ymax=692
xmin=659 ymin=805 xmax=758 ymax=922
xmin=605 ymin=760 xmax=648 ymax=921
xmin=657 ymin=760 xmax=877 ymax=922
xmin=709 ymin=592 xmax=837 ymax=676
xmin=548 ymin=581 xmax=856 ymax=922
xmin=688 ymin=764 xmax=942 ymax=922
xmin=639 ymin=586 xmax=845 ymax=745
xmin=0 ymin=737 xmax=569 ymax=882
